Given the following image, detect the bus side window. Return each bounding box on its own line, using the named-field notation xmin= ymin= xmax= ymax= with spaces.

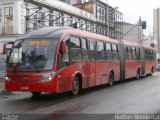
xmin=136 ymin=48 xmax=139 ymax=59
xmin=69 ymin=36 xmax=82 ymax=61
xmin=128 ymin=47 xmax=132 ymax=60
xmin=106 ymin=42 xmax=112 ymax=60
xmin=81 ymin=38 xmax=89 ymax=61
xmin=112 ymin=44 xmax=118 ymax=60
xmin=88 ymin=40 xmax=95 ymax=61
xmin=132 ymin=47 xmax=136 ymax=60
xmin=116 ymin=44 xmax=119 ymax=59
xmin=102 ymin=42 xmax=106 ymax=60
xmin=145 ymin=49 xmax=148 ymax=60
xmin=96 ymin=41 xmax=105 ymax=61
xmin=125 ymin=46 xmax=128 ymax=60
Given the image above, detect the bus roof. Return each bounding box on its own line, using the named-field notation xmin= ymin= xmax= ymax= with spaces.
xmin=18 ymin=27 xmax=71 ymax=40
xmin=19 ymin=27 xmax=119 ymax=44
xmin=143 ymin=44 xmax=156 ymax=51
xmin=122 ymin=40 xmax=141 ymax=47
xmin=19 ymin=27 xmax=152 ymax=49
xmin=62 ymin=29 xmax=118 ymax=44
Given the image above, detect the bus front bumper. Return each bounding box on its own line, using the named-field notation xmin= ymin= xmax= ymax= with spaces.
xmin=5 ymin=80 xmax=58 ymax=93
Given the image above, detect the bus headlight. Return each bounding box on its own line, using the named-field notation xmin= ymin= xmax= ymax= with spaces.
xmin=42 ymin=76 xmax=53 ymax=82
xmin=5 ymin=75 xmax=11 ymax=81
xmin=41 ymin=72 xmax=56 ymax=82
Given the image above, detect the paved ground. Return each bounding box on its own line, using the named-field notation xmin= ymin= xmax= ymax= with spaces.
xmin=0 ymin=79 xmax=4 ymax=93
xmin=0 ymin=73 xmax=160 ymax=120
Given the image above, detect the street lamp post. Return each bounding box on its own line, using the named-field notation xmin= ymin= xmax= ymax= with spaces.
xmin=138 ymin=16 xmax=142 ymax=44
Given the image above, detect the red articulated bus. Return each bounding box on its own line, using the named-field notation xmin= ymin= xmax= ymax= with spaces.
xmin=4 ymin=27 xmax=156 ymax=96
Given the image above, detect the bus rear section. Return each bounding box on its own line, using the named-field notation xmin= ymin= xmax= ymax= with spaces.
xmin=142 ymin=46 xmax=156 ymax=76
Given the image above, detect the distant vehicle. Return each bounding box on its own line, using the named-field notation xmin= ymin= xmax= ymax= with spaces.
xmin=4 ymin=27 xmax=156 ymax=96
xmin=157 ymin=58 xmax=160 ymax=71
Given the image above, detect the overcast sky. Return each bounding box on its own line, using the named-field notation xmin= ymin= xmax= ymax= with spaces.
xmin=107 ymin=0 xmax=160 ymax=36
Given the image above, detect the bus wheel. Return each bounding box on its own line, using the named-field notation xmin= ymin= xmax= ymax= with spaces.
xmin=136 ymin=69 xmax=140 ymax=80
xmin=150 ymin=67 xmax=154 ymax=76
xmin=72 ymin=76 xmax=80 ymax=96
xmin=31 ymin=92 xmax=41 ymax=96
xmin=109 ymin=72 xmax=114 ymax=86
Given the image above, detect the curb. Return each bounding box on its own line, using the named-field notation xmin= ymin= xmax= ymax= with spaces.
xmin=0 ymin=80 xmax=13 ymax=96
xmin=0 ymin=89 xmax=13 ymax=95
xmin=0 ymin=79 xmax=4 ymax=82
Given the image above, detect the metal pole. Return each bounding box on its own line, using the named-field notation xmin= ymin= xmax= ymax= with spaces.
xmin=138 ymin=16 xmax=141 ymax=43
xmin=157 ymin=9 xmax=160 ymax=56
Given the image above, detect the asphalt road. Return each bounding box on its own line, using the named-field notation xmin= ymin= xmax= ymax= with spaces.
xmin=0 ymin=72 xmax=160 ymax=119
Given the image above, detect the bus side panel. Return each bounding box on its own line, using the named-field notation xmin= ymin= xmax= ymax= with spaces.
xmin=112 ymin=61 xmax=120 ymax=81
xmin=90 ymin=62 xmax=96 ymax=87
xmin=144 ymin=61 xmax=149 ymax=74
xmin=125 ymin=61 xmax=141 ymax=79
xmin=96 ymin=62 xmax=107 ymax=85
xmin=144 ymin=61 xmax=155 ymax=74
xmin=92 ymin=61 xmax=120 ymax=85
xmin=58 ymin=62 xmax=81 ymax=92
xmin=58 ymin=61 xmax=94 ymax=92
xmin=107 ymin=61 xmax=120 ymax=81
xmin=95 ymin=62 xmax=117 ymax=85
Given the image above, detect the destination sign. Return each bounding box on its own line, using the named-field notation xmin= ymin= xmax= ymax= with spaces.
xmin=29 ymin=40 xmax=50 ymax=46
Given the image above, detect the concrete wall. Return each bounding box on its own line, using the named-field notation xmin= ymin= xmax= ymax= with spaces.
xmin=123 ymin=23 xmax=143 ymax=43
xmin=0 ymin=0 xmax=24 ymax=53
xmin=59 ymin=0 xmax=76 ymax=5
xmin=0 ymin=0 xmax=25 ymax=35
xmin=153 ymin=8 xmax=160 ymax=55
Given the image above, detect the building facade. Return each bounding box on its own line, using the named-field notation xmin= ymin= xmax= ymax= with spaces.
xmin=0 ymin=0 xmax=26 ymax=52
xmin=0 ymin=0 xmax=123 ymax=54
xmin=123 ymin=22 xmax=143 ymax=43
xmin=143 ymin=36 xmax=157 ymax=48
xmin=59 ymin=0 xmax=76 ymax=5
xmin=153 ymin=8 xmax=160 ymax=55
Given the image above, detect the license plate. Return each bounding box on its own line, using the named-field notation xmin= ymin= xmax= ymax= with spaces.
xmin=20 ymin=86 xmax=29 ymax=90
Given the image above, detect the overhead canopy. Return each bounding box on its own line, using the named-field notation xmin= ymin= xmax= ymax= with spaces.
xmin=26 ymin=0 xmax=97 ymax=21
xmin=98 ymin=0 xmax=108 ymax=4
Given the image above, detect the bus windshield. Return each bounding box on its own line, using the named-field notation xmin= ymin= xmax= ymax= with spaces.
xmin=7 ymin=39 xmax=59 ymax=71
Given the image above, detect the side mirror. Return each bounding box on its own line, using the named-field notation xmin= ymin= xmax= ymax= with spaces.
xmin=3 ymin=44 xmax=7 ymax=54
xmin=60 ymin=42 xmax=67 ymax=54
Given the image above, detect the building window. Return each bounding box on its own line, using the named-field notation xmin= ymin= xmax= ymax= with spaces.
xmin=3 ymin=7 xmax=13 ymax=35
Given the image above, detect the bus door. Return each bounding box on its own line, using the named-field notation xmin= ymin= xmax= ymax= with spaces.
xmin=88 ymin=40 xmax=96 ymax=86
xmin=119 ymin=41 xmax=125 ymax=80
xmin=140 ymin=47 xmax=145 ymax=75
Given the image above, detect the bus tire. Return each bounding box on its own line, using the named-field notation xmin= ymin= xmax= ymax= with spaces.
xmin=136 ymin=69 xmax=140 ymax=80
xmin=71 ymin=76 xmax=80 ymax=96
xmin=149 ymin=67 xmax=154 ymax=76
xmin=109 ymin=72 xmax=114 ymax=87
xmin=31 ymin=92 xmax=41 ymax=96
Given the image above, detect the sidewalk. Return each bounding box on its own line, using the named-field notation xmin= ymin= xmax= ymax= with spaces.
xmin=0 ymin=79 xmax=4 ymax=92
